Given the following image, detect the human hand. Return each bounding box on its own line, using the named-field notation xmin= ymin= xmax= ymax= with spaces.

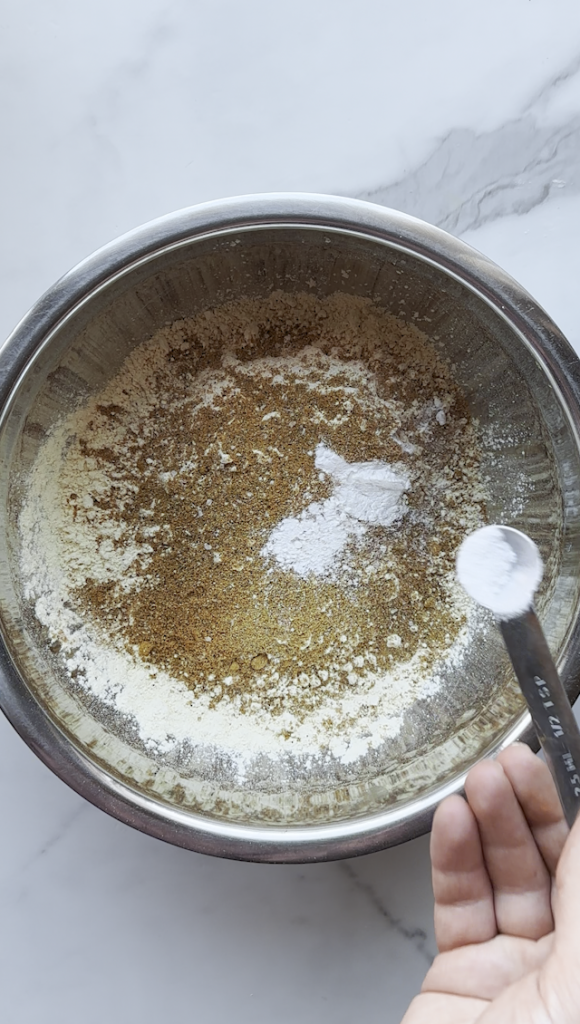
xmin=402 ymin=743 xmax=580 ymax=1023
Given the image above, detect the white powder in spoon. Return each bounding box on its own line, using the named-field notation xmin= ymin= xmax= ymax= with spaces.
xmin=456 ymin=525 xmax=543 ymax=619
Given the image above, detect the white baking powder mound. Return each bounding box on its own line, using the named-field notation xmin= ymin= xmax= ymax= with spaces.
xmin=261 ymin=444 xmax=409 ymax=576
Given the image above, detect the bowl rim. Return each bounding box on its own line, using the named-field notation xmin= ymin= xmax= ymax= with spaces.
xmin=2 ymin=192 xmax=580 ymax=863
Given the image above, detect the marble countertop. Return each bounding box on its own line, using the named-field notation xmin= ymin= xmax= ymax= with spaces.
xmin=3 ymin=2 xmax=580 ymax=1020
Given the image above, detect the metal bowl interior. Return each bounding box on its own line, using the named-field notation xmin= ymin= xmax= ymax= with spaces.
xmin=1 ymin=195 xmax=580 ymax=861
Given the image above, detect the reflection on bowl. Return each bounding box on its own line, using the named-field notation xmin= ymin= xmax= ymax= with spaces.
xmin=0 ymin=194 xmax=579 ymax=862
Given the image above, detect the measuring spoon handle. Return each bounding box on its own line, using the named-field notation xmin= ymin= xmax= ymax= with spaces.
xmin=500 ymin=608 xmax=580 ymax=828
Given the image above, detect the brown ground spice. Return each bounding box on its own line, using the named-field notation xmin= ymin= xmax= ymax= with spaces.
xmin=69 ymin=291 xmax=487 ymax=720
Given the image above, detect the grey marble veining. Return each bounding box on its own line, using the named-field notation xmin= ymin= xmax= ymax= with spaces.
xmin=359 ymin=54 xmax=580 ymax=233
xmin=0 ymin=719 xmax=434 ymax=1024
xmin=340 ymin=861 xmax=435 ymax=966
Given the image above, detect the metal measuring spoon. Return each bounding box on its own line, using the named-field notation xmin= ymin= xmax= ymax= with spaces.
xmin=457 ymin=525 xmax=580 ymax=827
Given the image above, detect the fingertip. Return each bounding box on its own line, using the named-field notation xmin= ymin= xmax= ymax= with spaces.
xmin=433 ymin=792 xmax=469 ymax=829
xmin=432 ymin=793 xmax=472 ymax=839
xmin=497 ymin=742 xmax=538 ymax=774
xmin=497 ymin=742 xmax=568 ymax=872
xmin=431 ymin=793 xmax=479 ymax=872
xmin=464 ymin=757 xmax=508 ymax=811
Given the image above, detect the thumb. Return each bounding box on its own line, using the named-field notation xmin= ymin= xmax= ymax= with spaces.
xmin=541 ymin=813 xmax=580 ymax=1019
xmin=553 ymin=812 xmax=580 ymax=937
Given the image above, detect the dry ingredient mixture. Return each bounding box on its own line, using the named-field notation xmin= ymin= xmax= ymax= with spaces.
xmin=19 ymin=291 xmax=487 ymax=773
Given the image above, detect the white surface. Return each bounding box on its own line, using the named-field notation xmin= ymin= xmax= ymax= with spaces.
xmin=2 ymin=2 xmax=580 ymax=1021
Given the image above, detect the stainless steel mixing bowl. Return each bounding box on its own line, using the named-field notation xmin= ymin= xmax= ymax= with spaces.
xmin=2 ymin=194 xmax=580 ymax=862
